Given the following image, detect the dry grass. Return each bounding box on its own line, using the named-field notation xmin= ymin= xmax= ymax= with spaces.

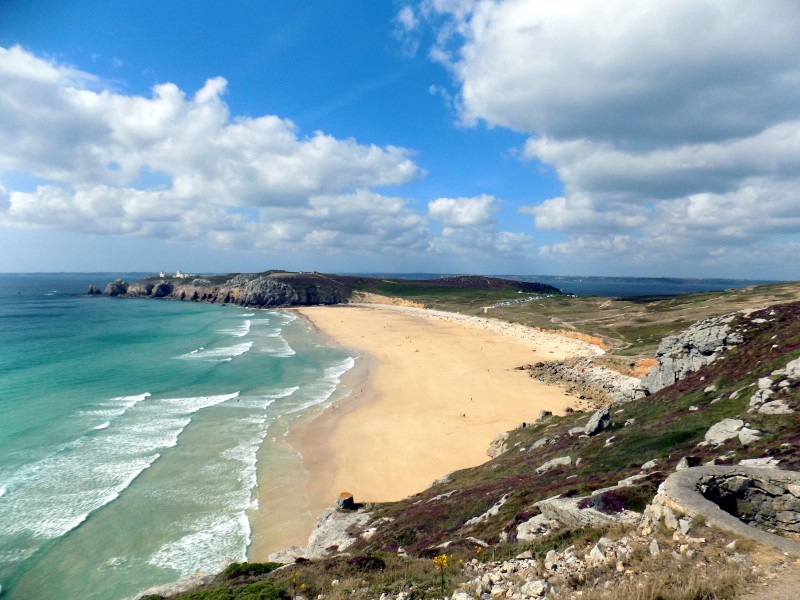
xmin=264 ymin=553 xmax=469 ymax=600
xmin=583 ymin=561 xmax=752 ymax=600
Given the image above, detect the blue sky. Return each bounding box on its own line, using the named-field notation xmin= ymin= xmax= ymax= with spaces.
xmin=1 ymin=1 xmax=799 ymax=279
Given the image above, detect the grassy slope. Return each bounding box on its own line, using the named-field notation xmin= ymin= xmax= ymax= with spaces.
xmin=384 ymin=280 xmax=800 ymax=357
xmin=156 ymin=283 xmax=800 ymax=599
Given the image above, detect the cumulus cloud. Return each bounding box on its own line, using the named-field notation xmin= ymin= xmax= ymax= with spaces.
xmin=0 ymin=45 xmax=429 ymax=257
xmin=419 ymin=0 xmax=800 ymax=274
xmin=429 ymin=194 xmax=495 ymax=226
xmin=428 ymin=194 xmax=533 ymax=255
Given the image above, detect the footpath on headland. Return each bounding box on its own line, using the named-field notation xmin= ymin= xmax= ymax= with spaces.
xmin=248 ymin=303 xmax=604 ymax=559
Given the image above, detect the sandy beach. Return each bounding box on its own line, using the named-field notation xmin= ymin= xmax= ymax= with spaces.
xmin=248 ymin=303 xmax=602 ymax=558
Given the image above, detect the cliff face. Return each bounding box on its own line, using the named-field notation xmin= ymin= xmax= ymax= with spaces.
xmin=102 ymin=272 xmax=349 ymax=308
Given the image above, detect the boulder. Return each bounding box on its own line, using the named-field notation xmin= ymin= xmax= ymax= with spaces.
xmin=87 ymin=284 xmax=102 ymax=295
xmin=786 ymin=358 xmax=800 ymax=380
xmin=584 ymin=406 xmax=611 ymax=436
xmin=486 ymin=432 xmax=509 ymax=458
xmin=704 ymin=418 xmax=744 ymax=446
xmin=535 ymin=455 xmax=572 ymax=475
xmin=759 ymin=400 xmax=794 ymax=415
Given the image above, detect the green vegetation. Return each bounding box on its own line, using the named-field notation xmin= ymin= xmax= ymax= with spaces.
xmin=364 ymin=278 xmax=800 ymax=357
xmin=221 ymin=562 xmax=282 ymax=580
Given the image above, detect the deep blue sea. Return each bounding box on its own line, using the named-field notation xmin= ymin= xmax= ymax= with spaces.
xmin=0 ymin=272 xmax=779 ymax=598
xmin=0 ymin=274 xmax=353 ymax=599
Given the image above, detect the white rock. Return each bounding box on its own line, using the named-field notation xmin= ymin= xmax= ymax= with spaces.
xmin=530 ymin=437 xmax=549 ymax=450
xmin=588 ymin=544 xmax=606 ymax=563
xmin=786 ymin=357 xmax=800 ymax=380
xmin=739 ymin=457 xmax=780 ymax=467
xmin=519 ymin=580 xmax=549 ymax=597
xmin=758 ymin=377 xmax=773 ymax=390
xmin=535 ymin=455 xmax=572 ymax=475
xmin=738 ymin=427 xmax=762 ymax=446
xmin=649 ymin=539 xmax=660 ymax=556
xmin=759 ymin=400 xmax=794 ymax=414
xmin=584 ymin=406 xmax=611 ymax=436
xmin=704 ymin=419 xmax=744 ymax=446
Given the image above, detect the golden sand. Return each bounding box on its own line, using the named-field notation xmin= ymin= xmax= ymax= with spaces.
xmin=248 ymin=304 xmax=602 ymax=558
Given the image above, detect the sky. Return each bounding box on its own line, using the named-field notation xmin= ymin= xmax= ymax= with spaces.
xmin=1 ymin=1 xmax=799 ymax=279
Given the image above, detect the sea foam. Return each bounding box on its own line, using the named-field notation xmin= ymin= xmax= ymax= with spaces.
xmin=0 ymin=392 xmax=239 ymax=555
xmin=178 ymin=342 xmax=253 ymax=362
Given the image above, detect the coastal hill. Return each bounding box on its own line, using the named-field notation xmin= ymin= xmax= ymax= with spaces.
xmin=98 ymin=271 xmax=562 ymax=308
xmin=133 ymin=280 xmax=800 ymax=600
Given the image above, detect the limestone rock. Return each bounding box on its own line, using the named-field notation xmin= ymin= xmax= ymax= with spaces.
xmin=535 ymin=455 xmax=572 ymax=475
xmin=738 ymin=427 xmax=762 ymax=446
xmin=486 ymin=432 xmax=509 ymax=458
xmin=641 ymin=313 xmax=740 ymax=393
xmin=759 ymin=400 xmax=794 ymax=414
xmin=519 ymin=580 xmax=549 ymax=597
xmin=749 ymin=388 xmax=774 ymax=411
xmin=584 ymin=406 xmax=611 ymax=436
xmin=268 ymin=508 xmax=371 ymax=563
xmin=677 ymin=456 xmax=701 ymax=471
xmin=704 ymin=419 xmax=744 ymax=446
xmin=786 ymin=357 xmax=800 ymax=380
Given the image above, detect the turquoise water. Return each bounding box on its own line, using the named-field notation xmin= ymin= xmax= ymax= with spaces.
xmin=0 ymin=274 xmax=353 ymax=599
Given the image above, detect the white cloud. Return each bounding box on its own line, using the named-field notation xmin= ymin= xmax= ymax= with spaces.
xmin=418 ymin=0 xmax=800 ymax=274
xmin=429 ymin=194 xmax=495 ymax=226
xmin=396 ymin=6 xmax=419 ymax=32
xmin=394 ymin=6 xmax=422 ymax=56
xmin=428 ymin=194 xmax=533 ymax=255
xmin=0 ymin=45 xmax=438 ymax=259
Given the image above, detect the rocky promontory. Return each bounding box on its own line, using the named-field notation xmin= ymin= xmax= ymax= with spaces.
xmin=102 ymin=271 xmax=350 ymax=308
xmin=98 ymin=271 xmax=564 ymax=310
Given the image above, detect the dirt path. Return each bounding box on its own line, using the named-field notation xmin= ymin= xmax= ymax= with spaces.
xmin=740 ymin=560 xmax=800 ymax=599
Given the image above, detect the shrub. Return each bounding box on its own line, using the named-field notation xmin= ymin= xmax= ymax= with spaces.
xmin=348 ymin=555 xmax=386 ymax=572
xmin=220 ymin=562 xmax=282 ymax=580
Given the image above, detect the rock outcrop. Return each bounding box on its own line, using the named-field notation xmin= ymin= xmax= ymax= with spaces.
xmin=103 ymin=271 xmax=349 ymax=308
xmin=584 ymin=406 xmax=611 ymax=436
xmin=641 ymin=313 xmax=743 ymax=393
xmin=104 ymin=279 xmax=129 ymax=296
xmin=521 ymin=358 xmax=645 ymax=404
xmin=268 ymin=507 xmax=372 ymax=563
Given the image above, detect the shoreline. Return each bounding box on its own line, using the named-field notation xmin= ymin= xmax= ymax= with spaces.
xmin=248 ymin=304 xmax=603 ymax=560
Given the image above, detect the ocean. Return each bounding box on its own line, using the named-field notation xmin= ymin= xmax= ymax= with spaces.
xmin=0 ymin=274 xmax=354 ymax=599
xmin=0 ymin=272 xmax=776 ymax=599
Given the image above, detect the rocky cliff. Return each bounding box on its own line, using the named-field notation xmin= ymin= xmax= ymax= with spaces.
xmin=102 ymin=272 xmax=349 ymax=308
xmin=640 ymin=313 xmax=744 ymax=393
